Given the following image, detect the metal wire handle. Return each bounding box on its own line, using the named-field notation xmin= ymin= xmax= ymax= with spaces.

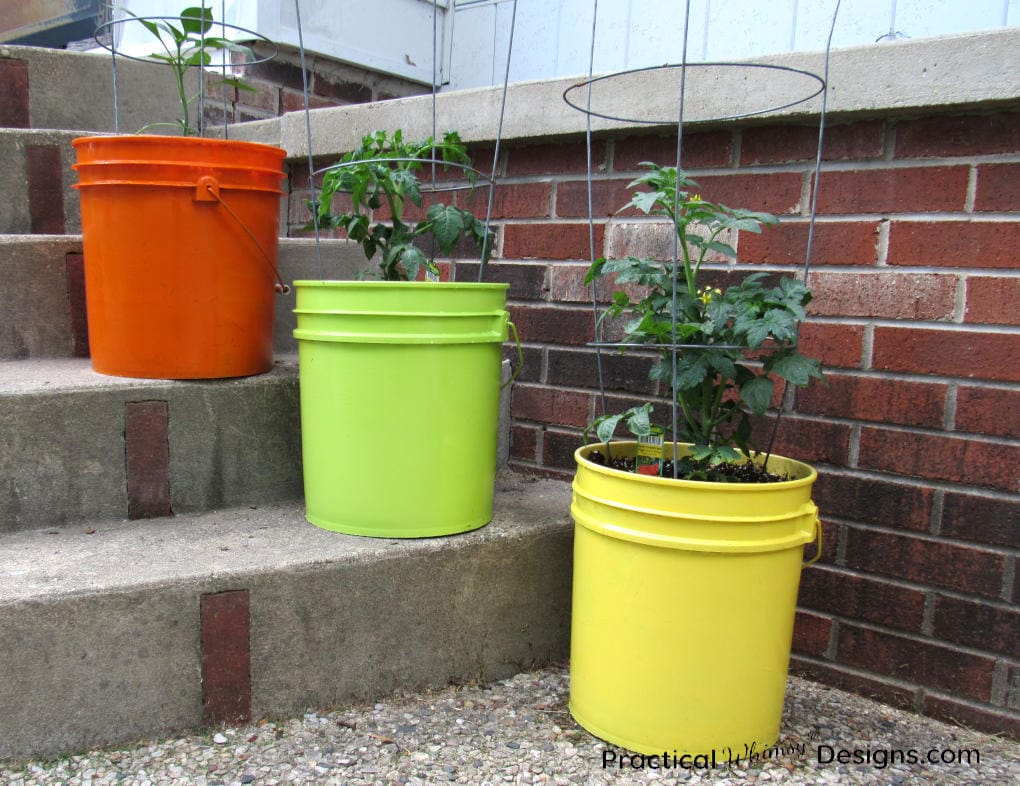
xmin=194 ymin=176 xmax=290 ymax=294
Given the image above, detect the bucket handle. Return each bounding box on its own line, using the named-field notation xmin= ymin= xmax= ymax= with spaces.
xmin=501 ymin=320 xmax=524 ymax=390
xmin=195 ymin=176 xmax=291 ymax=295
xmin=803 ymin=510 xmax=823 ymax=566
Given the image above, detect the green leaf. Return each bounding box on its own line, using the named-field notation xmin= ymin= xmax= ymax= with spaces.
xmin=713 ymin=445 xmax=742 ymax=464
xmin=674 ymin=354 xmax=709 ymax=390
xmin=134 ymin=15 xmax=163 ymax=42
xmin=219 ymin=77 xmax=256 ymax=93
xmin=689 ymin=443 xmax=714 ymax=461
xmin=180 ymin=6 xmax=214 ymax=35
xmin=742 ymin=320 xmax=771 ymax=350
xmin=594 ymin=413 xmax=625 ymax=445
xmin=624 ymin=404 xmax=654 ymax=437
xmin=740 ymin=375 xmax=774 ymax=415
xmin=398 ymin=244 xmax=427 ymax=281
xmin=768 ymin=353 xmax=823 ymax=386
xmin=628 ymin=191 xmax=661 ymax=214
xmin=427 ymin=204 xmax=465 ymax=251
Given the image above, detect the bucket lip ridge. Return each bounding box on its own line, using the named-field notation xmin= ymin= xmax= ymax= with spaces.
xmin=574 ymin=441 xmax=817 ymax=489
xmin=71 ymin=134 xmax=286 ymax=159
xmin=293 ymin=279 xmax=510 ymax=292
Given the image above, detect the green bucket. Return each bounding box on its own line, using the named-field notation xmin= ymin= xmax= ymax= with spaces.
xmin=293 ymin=281 xmax=510 ymax=537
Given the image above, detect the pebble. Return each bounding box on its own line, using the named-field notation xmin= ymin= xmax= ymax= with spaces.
xmin=2 ymin=666 xmax=1017 ymax=785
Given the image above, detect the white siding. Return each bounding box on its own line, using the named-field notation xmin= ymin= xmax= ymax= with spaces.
xmin=447 ymin=0 xmax=1020 ymax=90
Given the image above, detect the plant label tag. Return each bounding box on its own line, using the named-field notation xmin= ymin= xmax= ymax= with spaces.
xmin=636 ymin=430 xmax=664 ymax=475
xmin=425 ymin=269 xmax=441 ymax=282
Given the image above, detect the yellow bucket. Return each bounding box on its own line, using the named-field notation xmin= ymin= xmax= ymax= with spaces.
xmin=569 ymin=442 xmax=820 ymax=759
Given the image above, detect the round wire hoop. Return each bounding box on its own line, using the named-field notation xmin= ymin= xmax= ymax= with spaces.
xmin=93 ymin=16 xmax=279 ymax=66
xmin=312 ymin=157 xmax=494 ymax=195
xmin=563 ymin=61 xmax=825 ymax=125
xmin=586 ymin=340 xmax=781 ymax=352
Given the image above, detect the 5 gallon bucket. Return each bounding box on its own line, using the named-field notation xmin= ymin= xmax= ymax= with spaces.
xmin=293 ymin=281 xmax=509 ymax=537
xmin=569 ymin=442 xmax=820 ymax=759
xmin=72 ymin=135 xmax=286 ymax=379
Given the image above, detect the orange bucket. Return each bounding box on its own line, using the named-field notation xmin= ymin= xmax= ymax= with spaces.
xmin=72 ymin=135 xmax=286 ymax=379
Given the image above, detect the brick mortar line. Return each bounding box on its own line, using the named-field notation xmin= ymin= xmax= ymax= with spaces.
xmin=780 ymin=368 xmax=1019 ymax=390
xmin=805 ymin=563 xmax=1020 ymax=609
xmin=1001 ymin=558 xmax=1016 ymax=605
xmin=943 ymin=385 xmax=960 ymax=431
xmin=578 ymin=153 xmax=1020 ymax=178
xmin=799 ymin=316 xmax=1020 ymax=333
xmin=789 ymin=651 xmax=929 ymax=693
xmin=818 ymin=514 xmax=1020 ymax=559
xmin=792 ymin=614 xmax=1012 ymax=665
xmin=921 ymin=594 xmax=937 ymax=636
xmin=992 ymin=661 xmax=1010 ymax=706
xmin=509 ymin=301 xmax=1020 ymax=330
xmin=847 ymin=424 xmax=861 ymax=468
xmin=965 ymin=164 xmax=979 ymax=213
xmin=920 ymin=682 xmax=1020 ymax=718
xmin=952 ymin=278 xmax=969 ymax=324
xmin=806 ymin=463 xmax=1020 ymax=503
xmin=930 ymin=488 xmax=946 ymax=536
xmin=490 ymin=212 xmax=1020 ymax=223
xmin=820 ymin=415 xmax=1020 ymax=446
xmin=876 ymin=219 xmax=891 ymax=266
xmin=508 ymin=336 xmax=1020 ymax=387
xmin=771 ymin=412 xmax=1019 ymax=447
xmin=810 ymin=267 xmax=1020 ymax=278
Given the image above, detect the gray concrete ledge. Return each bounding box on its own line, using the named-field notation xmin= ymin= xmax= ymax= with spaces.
xmin=0 ymin=44 xmax=198 ymax=134
xmin=0 ymin=475 xmax=574 ymax=761
xmin=0 ymin=357 xmax=304 ymax=531
xmin=225 ymin=29 xmax=1020 ymax=157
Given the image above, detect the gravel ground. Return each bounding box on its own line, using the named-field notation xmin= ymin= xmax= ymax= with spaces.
xmin=3 ymin=665 xmax=1017 ymax=786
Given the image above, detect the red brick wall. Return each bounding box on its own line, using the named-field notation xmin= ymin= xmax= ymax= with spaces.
xmin=203 ymin=43 xmax=427 ymax=128
xmin=292 ymin=108 xmax=1019 ymax=736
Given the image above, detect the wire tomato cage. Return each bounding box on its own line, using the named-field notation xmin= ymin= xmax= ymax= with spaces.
xmin=94 ymin=7 xmax=279 ymax=138
xmin=565 ymin=0 xmax=843 ymax=475
xmin=298 ymin=2 xmax=520 ymax=282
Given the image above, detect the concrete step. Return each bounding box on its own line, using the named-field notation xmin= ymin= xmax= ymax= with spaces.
xmin=0 ymin=475 xmax=574 ymax=762
xmin=0 ymin=351 xmax=513 ymax=533
xmin=0 ymin=356 xmax=303 ymax=532
xmin=1 ymin=44 xmax=198 ymax=135
xmin=0 ymin=129 xmax=83 ymax=235
xmin=0 ymin=235 xmax=364 ymax=361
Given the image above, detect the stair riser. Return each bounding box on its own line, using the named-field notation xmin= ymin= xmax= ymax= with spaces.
xmin=0 ymin=237 xmax=365 ymax=361
xmin=0 ymin=44 xmax=199 ymax=135
xmin=0 ymin=511 xmax=573 ymax=762
xmin=0 ymin=371 xmax=302 ymax=532
xmin=0 ymin=131 xmax=81 ymax=235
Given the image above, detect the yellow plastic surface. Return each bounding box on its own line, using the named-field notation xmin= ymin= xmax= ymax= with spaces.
xmin=569 ymin=442 xmax=818 ymax=758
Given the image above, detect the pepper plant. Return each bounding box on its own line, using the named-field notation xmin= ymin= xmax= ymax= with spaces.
xmin=127 ymin=5 xmax=253 ymax=136
xmin=584 ymin=162 xmax=824 ymax=480
xmin=314 ymin=130 xmax=492 ymax=281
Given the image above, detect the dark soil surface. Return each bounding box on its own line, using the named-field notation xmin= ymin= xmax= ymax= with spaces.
xmin=586 ymin=450 xmax=792 ymax=483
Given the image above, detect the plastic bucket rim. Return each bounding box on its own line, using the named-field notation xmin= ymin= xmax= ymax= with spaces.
xmin=574 ymin=441 xmax=817 ymax=490
xmin=71 ymin=134 xmax=287 ymax=159
xmin=293 ymin=279 xmax=509 ymax=292
xmin=73 ymin=161 xmax=287 ymax=176
xmin=73 ymin=181 xmax=284 ymax=194
xmin=293 ymin=307 xmax=509 ymax=317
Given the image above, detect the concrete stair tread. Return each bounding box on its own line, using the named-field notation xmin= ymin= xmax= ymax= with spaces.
xmin=0 ymin=473 xmax=573 ymax=761
xmin=0 ymin=354 xmax=299 ymax=396
xmin=0 ymin=354 xmax=305 ymax=532
xmin=0 ymin=473 xmax=571 ymax=605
